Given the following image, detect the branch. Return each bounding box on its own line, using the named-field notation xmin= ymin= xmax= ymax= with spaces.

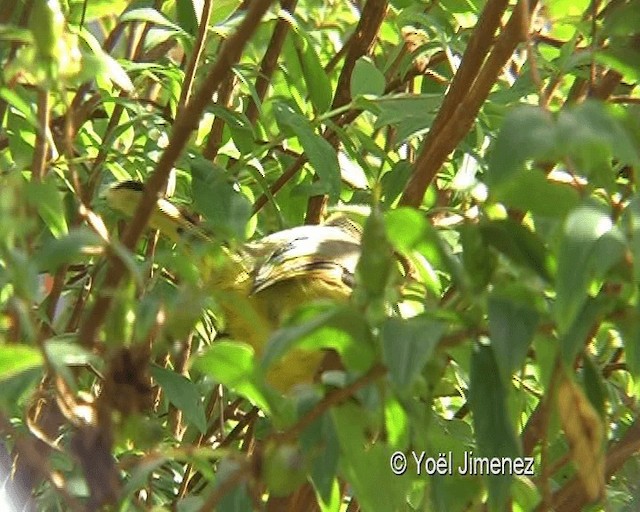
xmin=32 ymin=89 xmax=50 ymax=181
xmin=400 ymin=0 xmax=537 ymax=207
xmin=246 ymin=0 xmax=299 ymax=124
xmin=543 ymin=418 xmax=640 ymax=512
xmin=76 ymin=0 xmax=276 ymax=349
xmin=331 ymin=0 xmax=388 ymax=111
xmin=272 ymin=363 xmax=387 ymax=442
xmin=177 ymin=0 xmax=215 ymax=111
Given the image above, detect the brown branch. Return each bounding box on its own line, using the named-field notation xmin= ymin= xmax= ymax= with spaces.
xmin=542 ymin=418 xmax=640 ymax=512
xmin=246 ymin=0 xmax=299 ymax=124
xmin=177 ymin=0 xmax=214 ymax=111
xmin=305 ymin=0 xmax=388 ymax=224
xmin=400 ymin=0 xmax=536 ymax=207
xmin=197 ymin=461 xmax=251 ymax=512
xmin=331 ymin=0 xmax=388 ymax=111
xmin=76 ymin=0 xmax=276 ymax=349
xmin=272 ymin=363 xmax=387 ymax=442
xmin=432 ymin=0 xmax=510 ymax=140
xmin=203 ymin=74 xmax=236 ymax=160
xmin=589 ymin=69 xmax=623 ymax=100
xmin=32 ymin=89 xmax=50 ymax=181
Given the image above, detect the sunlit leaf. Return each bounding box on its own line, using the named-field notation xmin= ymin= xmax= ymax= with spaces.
xmin=0 ymin=345 xmax=43 ymax=381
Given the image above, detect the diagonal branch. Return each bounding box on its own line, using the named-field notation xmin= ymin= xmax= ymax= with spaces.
xmin=77 ymin=0 xmax=276 ymax=349
xmin=400 ymin=0 xmax=533 ymax=207
xmin=245 ymin=0 xmax=299 ymax=125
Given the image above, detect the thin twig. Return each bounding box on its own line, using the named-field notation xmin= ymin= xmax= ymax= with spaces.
xmin=177 ymin=0 xmax=214 ymax=111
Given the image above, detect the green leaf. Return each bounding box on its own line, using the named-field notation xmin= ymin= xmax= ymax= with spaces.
xmin=215 ymin=457 xmax=254 ymax=512
xmin=274 ymin=102 xmax=341 ymax=200
xmin=0 ymin=87 xmax=39 ymax=128
xmin=44 ymin=336 xmax=97 ymax=389
xmin=26 ymin=177 xmax=68 ymax=238
xmin=385 ymin=207 xmax=427 ymax=252
xmin=560 ymin=297 xmax=612 ymax=366
xmin=556 ymin=101 xmax=640 ymax=185
xmin=460 ymin=223 xmax=496 ymax=292
xmin=354 ymin=208 xmax=398 ymax=320
xmin=209 ymin=0 xmax=242 ymax=25
xmin=332 ymin=403 xmax=410 ymax=512
xmin=150 ymin=365 xmax=207 ymax=434
xmin=264 ymin=305 xmax=374 ymax=374
xmin=191 ymin=159 xmax=252 ymax=240
xmin=0 ymin=345 xmax=43 ymax=381
xmin=0 ymin=24 xmax=34 ymax=44
xmin=580 ymin=354 xmax=606 ymax=418
xmin=486 ymin=106 xmax=558 ymax=188
xmin=491 ymin=168 xmax=580 ymax=218
xmin=619 ymin=304 xmax=640 ymax=389
xmin=175 ymin=0 xmax=198 ymax=35
xmin=307 ymin=416 xmax=340 ymax=503
xmin=367 ymin=94 xmax=440 ymax=143
xmin=381 ymin=316 xmax=444 ymax=391
xmin=381 ymin=160 xmax=413 ymax=206
xmin=555 ymin=202 xmax=626 ymax=334
xmin=469 ymin=344 xmax=520 ymax=512
xmin=35 ymin=228 xmax=104 ymax=272
xmin=294 ymin=33 xmax=332 ymax=112
xmin=79 ymin=28 xmax=134 ymax=92
xmin=351 ymin=57 xmax=385 ymax=98
xmin=191 ymin=341 xmax=271 ymax=413
xmin=480 ymin=219 xmax=552 ymax=281
xmin=488 ymin=293 xmax=539 ymax=383
xmin=622 ymin=194 xmax=640 ymax=284
xmin=120 ymin=8 xmax=184 ymax=33
xmin=67 ymin=0 xmax=130 ymax=23
xmin=208 ymin=105 xmax=255 ymax=154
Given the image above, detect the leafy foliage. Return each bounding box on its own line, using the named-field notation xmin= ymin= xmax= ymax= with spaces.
xmin=1 ymin=0 xmax=640 ymax=510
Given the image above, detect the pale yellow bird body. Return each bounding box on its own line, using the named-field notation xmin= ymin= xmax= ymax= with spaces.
xmin=105 ymin=182 xmax=361 ymax=391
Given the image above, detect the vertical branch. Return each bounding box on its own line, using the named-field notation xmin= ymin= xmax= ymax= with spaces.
xmin=32 ymin=90 xmax=50 ymax=182
xmin=330 ymin=0 xmax=388 ymax=111
xmin=306 ymin=0 xmax=388 ymax=224
xmin=203 ymin=75 xmax=236 ymax=160
xmin=177 ymin=0 xmax=214 ymax=111
xmin=245 ymin=0 xmax=299 ymax=124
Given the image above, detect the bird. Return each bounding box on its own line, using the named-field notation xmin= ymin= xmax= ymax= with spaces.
xmin=104 ymin=180 xmax=362 ymax=391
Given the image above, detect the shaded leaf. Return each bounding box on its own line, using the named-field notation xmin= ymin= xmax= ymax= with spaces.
xmin=294 ymin=33 xmax=332 ymax=112
xmin=555 ymin=202 xmax=625 ymax=334
xmin=491 ymin=168 xmax=580 ymax=218
xmin=480 ymin=218 xmax=552 ymax=281
xmin=488 ymin=293 xmax=539 ymax=383
xmin=274 ymin=102 xmax=341 ymax=200
xmin=381 ymin=316 xmax=443 ymax=391
xmin=351 ymin=57 xmax=385 ymax=98
xmin=26 ymin=177 xmax=68 ymax=238
xmin=469 ymin=344 xmax=520 ymax=512
xmin=486 ymin=106 xmax=558 ymax=187
xmin=150 ymin=365 xmax=207 ymax=434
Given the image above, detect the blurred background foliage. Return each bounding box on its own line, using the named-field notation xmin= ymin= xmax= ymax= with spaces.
xmin=0 ymin=0 xmax=640 ymax=510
